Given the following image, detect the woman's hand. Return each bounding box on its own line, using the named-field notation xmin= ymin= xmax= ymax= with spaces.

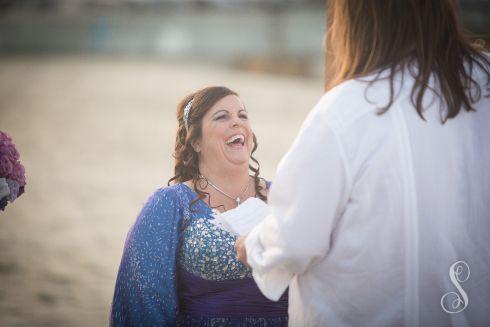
xmin=235 ymin=236 xmax=249 ymax=267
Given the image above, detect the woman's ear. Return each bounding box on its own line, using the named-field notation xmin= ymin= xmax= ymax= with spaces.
xmin=192 ymin=140 xmax=201 ymax=153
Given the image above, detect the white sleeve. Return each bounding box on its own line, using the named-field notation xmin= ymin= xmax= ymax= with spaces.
xmin=245 ymin=108 xmax=350 ymax=301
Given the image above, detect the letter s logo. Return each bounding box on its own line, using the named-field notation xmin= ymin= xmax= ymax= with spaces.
xmin=440 ymin=261 xmax=470 ymax=314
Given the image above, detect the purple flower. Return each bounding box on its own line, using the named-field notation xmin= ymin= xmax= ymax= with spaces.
xmin=0 ymin=195 xmax=7 ymax=211
xmin=0 ymin=144 xmax=19 ymax=161
xmin=6 ymin=179 xmax=19 ymax=202
xmin=0 ymin=131 xmax=25 ymax=205
xmin=0 ymin=131 xmax=12 ymax=142
xmin=0 ymin=155 xmax=13 ymax=177
xmin=11 ymin=163 xmax=26 ymax=186
xmin=0 ymin=178 xmax=9 ymax=199
xmin=18 ymin=185 xmax=25 ymax=198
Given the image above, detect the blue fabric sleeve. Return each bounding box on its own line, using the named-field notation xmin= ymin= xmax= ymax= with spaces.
xmin=110 ymin=187 xmax=182 ymax=326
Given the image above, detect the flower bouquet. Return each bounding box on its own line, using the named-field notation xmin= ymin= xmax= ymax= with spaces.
xmin=0 ymin=131 xmax=26 ymax=211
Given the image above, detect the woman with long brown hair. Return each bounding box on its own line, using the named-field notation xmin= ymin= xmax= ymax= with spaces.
xmin=111 ymin=86 xmax=288 ymax=326
xmin=237 ymin=1 xmax=490 ymax=326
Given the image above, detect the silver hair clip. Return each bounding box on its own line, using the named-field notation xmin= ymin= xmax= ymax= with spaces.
xmin=183 ymin=99 xmax=193 ymax=131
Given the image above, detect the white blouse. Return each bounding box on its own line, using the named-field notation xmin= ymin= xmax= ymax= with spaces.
xmin=245 ymin=64 xmax=490 ymax=326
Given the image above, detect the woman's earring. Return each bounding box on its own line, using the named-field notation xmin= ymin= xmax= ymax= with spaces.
xmin=194 ymin=145 xmax=200 ymax=153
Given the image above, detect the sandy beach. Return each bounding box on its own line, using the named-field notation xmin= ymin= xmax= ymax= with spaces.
xmin=0 ymin=56 xmax=323 ymax=326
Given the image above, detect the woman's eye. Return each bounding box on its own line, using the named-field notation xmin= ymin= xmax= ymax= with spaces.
xmin=214 ymin=115 xmax=226 ymax=120
xmin=240 ymin=114 xmax=248 ymax=120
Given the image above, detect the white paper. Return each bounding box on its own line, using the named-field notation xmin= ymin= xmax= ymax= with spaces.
xmin=210 ymin=197 xmax=270 ymax=236
xmin=209 ymin=210 xmax=236 ymax=235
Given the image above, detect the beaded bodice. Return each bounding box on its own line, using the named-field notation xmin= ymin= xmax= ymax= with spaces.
xmin=177 ymin=184 xmax=252 ymax=280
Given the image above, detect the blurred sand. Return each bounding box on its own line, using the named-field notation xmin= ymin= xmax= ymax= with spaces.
xmin=0 ymin=56 xmax=323 ymax=326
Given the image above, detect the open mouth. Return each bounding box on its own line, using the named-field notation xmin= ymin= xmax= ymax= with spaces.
xmin=226 ymin=134 xmax=245 ymax=148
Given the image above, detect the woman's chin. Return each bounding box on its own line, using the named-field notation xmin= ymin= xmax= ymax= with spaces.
xmin=223 ymin=153 xmax=250 ymax=167
xmin=217 ymin=144 xmax=253 ymax=168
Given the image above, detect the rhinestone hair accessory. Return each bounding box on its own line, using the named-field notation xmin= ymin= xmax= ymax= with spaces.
xmin=183 ymin=99 xmax=193 ymax=131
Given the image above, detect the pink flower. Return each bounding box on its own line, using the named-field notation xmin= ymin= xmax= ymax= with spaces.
xmin=0 ymin=155 xmax=13 ymax=177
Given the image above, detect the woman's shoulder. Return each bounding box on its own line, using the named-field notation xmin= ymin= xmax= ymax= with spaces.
xmin=144 ymin=183 xmax=189 ymax=208
xmin=305 ymin=75 xmax=401 ymax=136
xmin=151 ymin=184 xmax=178 ymax=198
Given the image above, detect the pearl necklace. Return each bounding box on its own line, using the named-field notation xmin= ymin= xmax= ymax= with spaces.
xmin=199 ymin=174 xmax=251 ymax=205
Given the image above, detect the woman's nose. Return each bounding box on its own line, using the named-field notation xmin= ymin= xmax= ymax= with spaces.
xmin=231 ymin=115 xmax=241 ymax=127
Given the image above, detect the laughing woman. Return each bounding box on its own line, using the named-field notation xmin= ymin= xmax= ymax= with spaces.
xmin=110 ymin=86 xmax=288 ymax=326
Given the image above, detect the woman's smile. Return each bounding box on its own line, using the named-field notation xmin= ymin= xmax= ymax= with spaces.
xmin=225 ymin=133 xmax=246 ymax=149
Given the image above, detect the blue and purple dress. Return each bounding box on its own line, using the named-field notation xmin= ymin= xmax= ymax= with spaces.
xmin=111 ymin=183 xmax=288 ymax=326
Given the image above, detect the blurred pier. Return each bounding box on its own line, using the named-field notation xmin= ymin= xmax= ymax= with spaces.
xmin=0 ymin=1 xmax=326 ymax=77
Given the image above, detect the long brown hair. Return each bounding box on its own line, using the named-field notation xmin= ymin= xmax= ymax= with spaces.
xmin=168 ymin=86 xmax=266 ymax=210
xmin=325 ymin=0 xmax=490 ymax=122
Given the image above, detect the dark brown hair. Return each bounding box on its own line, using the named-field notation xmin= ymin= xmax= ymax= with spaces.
xmin=325 ymin=0 xmax=490 ymax=122
xmin=167 ymin=86 xmax=266 ymax=210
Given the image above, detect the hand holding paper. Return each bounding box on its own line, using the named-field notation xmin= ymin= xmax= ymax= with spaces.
xmin=235 ymin=236 xmax=248 ymax=266
xmin=209 ymin=197 xmax=270 ymax=236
